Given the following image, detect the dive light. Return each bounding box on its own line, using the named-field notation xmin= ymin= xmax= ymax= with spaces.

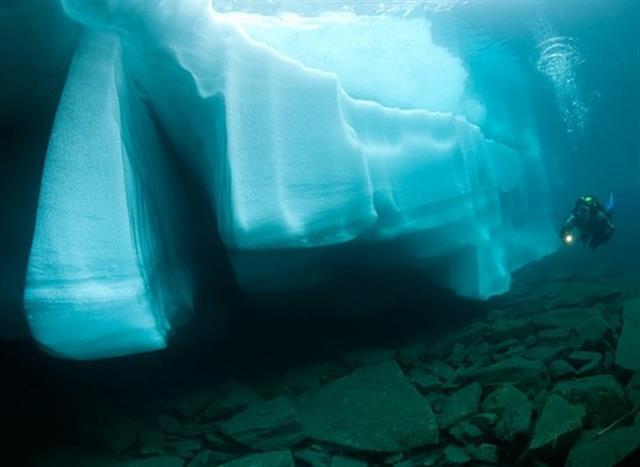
xmin=563 ymin=233 xmax=574 ymax=245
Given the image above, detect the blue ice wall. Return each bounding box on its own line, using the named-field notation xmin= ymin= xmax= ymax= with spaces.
xmin=22 ymin=0 xmax=557 ymax=359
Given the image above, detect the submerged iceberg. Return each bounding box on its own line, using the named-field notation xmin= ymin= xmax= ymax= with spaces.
xmin=23 ymin=1 xmax=557 ymax=359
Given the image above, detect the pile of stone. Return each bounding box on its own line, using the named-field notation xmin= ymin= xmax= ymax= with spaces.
xmin=37 ymin=273 xmax=640 ymax=467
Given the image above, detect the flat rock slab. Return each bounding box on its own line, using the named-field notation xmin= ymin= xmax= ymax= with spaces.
xmin=468 ymin=443 xmax=499 ymax=464
xmin=409 ymin=368 xmax=442 ymax=393
xmin=527 ymin=394 xmax=585 ymax=455
xmin=220 ymin=450 xmax=294 ymax=467
xmin=220 ymin=396 xmax=304 ymax=450
xmin=295 ymin=361 xmax=439 ymax=452
xmin=449 ymin=420 xmax=483 ymax=443
xmin=439 ymin=382 xmax=481 ymax=429
xmin=524 ymin=346 xmax=567 ymax=363
xmin=549 ymin=360 xmax=576 ymax=380
xmin=443 ymin=444 xmax=471 ymax=465
xmin=487 ymin=318 xmax=536 ymax=342
xmin=565 ymin=425 xmax=640 ymax=467
xmin=615 ymin=298 xmax=640 ymax=371
xmin=429 ymin=323 xmax=488 ymax=357
xmin=482 ymin=384 xmax=531 ymax=442
xmin=459 ymin=357 xmax=549 ymax=394
xmin=396 ymin=343 xmax=428 ymax=366
xmin=552 ymin=374 xmax=627 ymax=427
xmin=293 ymin=448 xmax=331 ymax=467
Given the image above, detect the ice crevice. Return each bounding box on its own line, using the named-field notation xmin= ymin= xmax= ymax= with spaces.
xmin=22 ymin=1 xmax=557 ymax=359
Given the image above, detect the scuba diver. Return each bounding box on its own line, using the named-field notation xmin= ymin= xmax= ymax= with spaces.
xmin=560 ymin=193 xmax=615 ymax=249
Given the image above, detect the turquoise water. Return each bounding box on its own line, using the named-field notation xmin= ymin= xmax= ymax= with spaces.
xmin=0 ymin=1 xmax=639 ymax=465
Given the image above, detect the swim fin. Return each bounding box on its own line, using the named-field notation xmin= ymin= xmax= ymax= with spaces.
xmin=605 ymin=191 xmax=615 ymax=213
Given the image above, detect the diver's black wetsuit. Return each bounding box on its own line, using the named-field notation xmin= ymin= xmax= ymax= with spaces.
xmin=560 ymin=195 xmax=615 ymax=249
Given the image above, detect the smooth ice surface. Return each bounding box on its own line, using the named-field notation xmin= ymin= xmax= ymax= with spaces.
xmin=24 ymin=29 xmax=195 ymax=359
xmin=22 ymin=0 xmax=558 ymax=358
xmin=24 ymin=33 xmax=165 ymax=359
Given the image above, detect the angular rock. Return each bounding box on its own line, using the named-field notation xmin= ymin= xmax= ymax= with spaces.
xmin=572 ymin=352 xmax=602 ymax=376
xmin=458 ymin=357 xmax=549 ymax=394
xmin=409 ymin=368 xmax=442 ymax=394
xmin=396 ymin=343 xmax=428 ymax=367
xmin=615 ymin=298 xmax=640 ymax=371
xmin=536 ymin=328 xmax=576 ymax=347
xmin=493 ymin=344 xmax=527 ymax=361
xmin=425 ymin=393 xmax=447 ymax=414
xmin=487 ymin=318 xmax=535 ymax=342
xmin=220 ymin=396 xmax=304 ymax=450
xmin=293 ymin=447 xmax=331 ymax=467
xmin=449 ymin=420 xmax=484 ymax=443
xmin=548 ymin=359 xmax=575 ymax=380
xmin=343 ymin=348 xmax=396 ymax=367
xmin=383 ymin=452 xmax=404 ymax=464
xmin=423 ymin=360 xmax=457 ymax=383
xmin=527 ymin=394 xmax=585 ymax=455
xmin=220 ymin=450 xmax=295 ymax=467
xmin=567 ymin=350 xmax=602 ymax=376
xmin=492 ymin=339 xmax=527 ymax=361
xmin=481 ymin=384 xmax=531 ymax=442
xmin=553 ymin=375 xmax=628 ymax=427
xmin=567 ymin=351 xmax=601 ymax=365
xmin=468 ymin=412 xmax=498 ymax=431
xmin=204 ymin=431 xmax=240 ymax=452
xmin=429 ymin=323 xmax=488 ymax=358
xmin=626 ymin=372 xmax=640 ymax=408
xmin=467 ymin=443 xmax=499 ymax=464
xmin=448 ymin=343 xmax=467 ymax=367
xmin=494 ymin=338 xmax=521 ymax=353
xmin=466 ymin=341 xmax=492 ymax=366
xmin=295 ymin=361 xmax=439 ymax=452
xmin=524 ymin=346 xmax=567 ymax=364
xmin=443 ymin=444 xmax=470 ymax=465
xmin=439 ymin=383 xmax=481 ymax=429
xmin=565 ymin=425 xmax=640 ymax=467
xmin=417 ymin=450 xmax=444 ymax=466
xmin=201 ymin=381 xmax=261 ymax=421
xmin=575 ymin=313 xmax=614 ymax=351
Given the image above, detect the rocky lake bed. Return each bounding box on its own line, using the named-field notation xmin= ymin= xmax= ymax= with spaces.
xmin=24 ymin=263 xmax=640 ymax=467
